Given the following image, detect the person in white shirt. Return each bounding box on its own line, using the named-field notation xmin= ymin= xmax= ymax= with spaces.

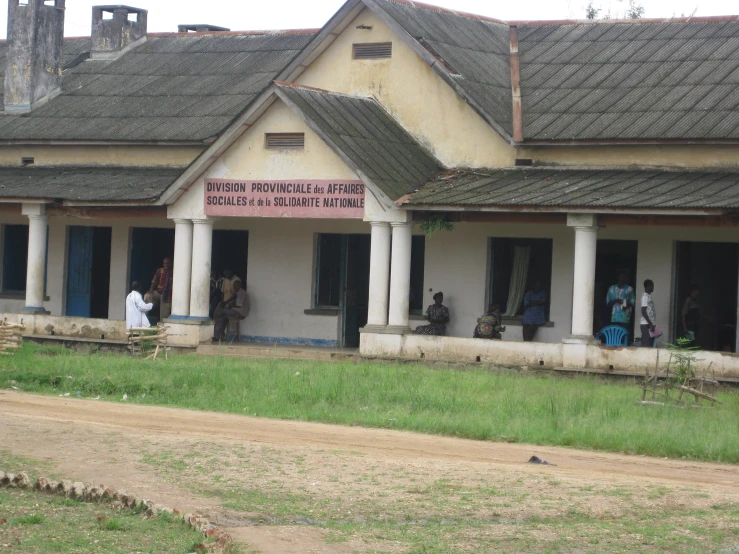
xmin=126 ymin=281 xmax=154 ymax=329
xmin=640 ymin=279 xmax=657 ymax=347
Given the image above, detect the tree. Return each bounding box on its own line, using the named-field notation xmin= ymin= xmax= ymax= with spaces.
xmin=586 ymin=0 xmax=601 ymax=19
xmin=585 ymin=0 xmax=645 ymax=20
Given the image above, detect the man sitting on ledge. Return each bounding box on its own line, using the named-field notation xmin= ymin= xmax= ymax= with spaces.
xmin=212 ymin=280 xmax=249 ymax=343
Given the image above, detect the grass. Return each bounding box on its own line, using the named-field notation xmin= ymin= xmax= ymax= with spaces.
xmin=0 ymin=486 xmax=206 ymax=554
xmin=3 ymin=343 xmax=739 ymax=463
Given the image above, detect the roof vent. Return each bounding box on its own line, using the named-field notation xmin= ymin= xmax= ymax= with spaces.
xmin=91 ymin=5 xmax=148 ymax=60
xmin=353 ymin=42 xmax=392 ymax=60
xmin=515 ymin=158 xmax=533 ymax=167
xmin=4 ymin=0 xmax=66 ymax=113
xmin=178 ymin=24 xmax=230 ymax=33
xmin=21 ymin=157 xmax=35 ymax=166
xmin=265 ymin=133 xmax=305 ymax=150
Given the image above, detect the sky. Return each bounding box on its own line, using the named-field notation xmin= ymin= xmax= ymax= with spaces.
xmin=0 ymin=0 xmax=737 ymax=38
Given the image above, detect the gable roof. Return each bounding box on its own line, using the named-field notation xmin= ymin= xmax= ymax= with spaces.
xmin=275 ymin=83 xmax=443 ymax=200
xmin=0 ymin=167 xmax=182 ymax=202
xmin=518 ymin=18 xmax=739 ymax=141
xmin=402 ymin=167 xmax=739 ymax=212
xmin=0 ymin=31 xmax=315 ymax=143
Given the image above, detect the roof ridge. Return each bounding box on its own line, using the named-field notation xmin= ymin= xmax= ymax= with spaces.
xmin=510 ymin=14 xmax=739 ymax=26
xmin=0 ymin=28 xmax=319 ymax=43
xmin=380 ymin=0 xmax=507 ymax=25
xmin=274 ymin=81 xmax=374 ymax=101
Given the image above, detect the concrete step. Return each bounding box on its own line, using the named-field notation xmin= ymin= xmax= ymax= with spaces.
xmin=196 ymin=343 xmax=359 ymax=362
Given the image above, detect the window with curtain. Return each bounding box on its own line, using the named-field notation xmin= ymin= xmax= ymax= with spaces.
xmin=488 ymin=238 xmax=553 ymax=319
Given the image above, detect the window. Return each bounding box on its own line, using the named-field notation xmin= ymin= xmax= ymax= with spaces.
xmin=315 ymin=234 xmax=343 ymax=308
xmin=2 ymin=225 xmax=29 ymax=293
xmin=265 ymin=133 xmax=304 ymax=150
xmin=488 ymin=238 xmax=553 ymax=319
xmin=353 ymin=42 xmax=392 ymax=60
xmin=410 ymin=235 xmax=425 ymax=314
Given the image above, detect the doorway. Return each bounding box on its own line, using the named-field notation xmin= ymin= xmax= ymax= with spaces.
xmin=593 ymin=240 xmax=638 ymax=339
xmin=674 ymin=241 xmax=738 ymax=352
xmin=343 ymin=234 xmax=371 ymax=348
xmin=129 ymin=228 xmax=175 ymax=295
xmin=66 ymin=226 xmax=112 ymax=318
xmin=211 ymin=230 xmax=249 ymax=285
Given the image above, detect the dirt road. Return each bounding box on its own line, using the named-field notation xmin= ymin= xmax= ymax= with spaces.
xmin=1 ymin=390 xmax=737 ymax=553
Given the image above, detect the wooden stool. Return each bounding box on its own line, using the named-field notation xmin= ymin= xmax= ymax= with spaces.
xmin=227 ymin=318 xmax=241 ymax=344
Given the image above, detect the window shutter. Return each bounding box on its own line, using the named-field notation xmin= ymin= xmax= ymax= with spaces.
xmin=265 ymin=133 xmax=304 ymax=150
xmin=352 ymin=42 xmax=392 ymax=60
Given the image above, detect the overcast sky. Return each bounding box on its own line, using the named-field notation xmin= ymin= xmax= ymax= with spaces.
xmin=0 ymin=0 xmax=736 ymax=38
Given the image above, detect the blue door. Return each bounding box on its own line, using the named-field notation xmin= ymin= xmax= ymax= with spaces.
xmin=66 ymin=226 xmax=93 ymax=317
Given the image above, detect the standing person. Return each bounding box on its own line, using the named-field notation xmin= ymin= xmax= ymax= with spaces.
xmin=414 ymin=292 xmax=450 ymax=336
xmin=126 ymin=281 xmax=153 ymax=329
xmin=682 ymin=285 xmax=701 ymax=346
xmin=212 ymin=280 xmax=249 ymax=342
xmin=209 ymin=270 xmax=222 ymax=318
xmin=148 ymin=257 xmax=173 ymax=321
xmin=522 ymin=280 xmax=546 ymax=342
xmin=606 ymin=270 xmax=635 ymax=338
xmin=640 ymin=279 xmax=657 ymax=347
xmin=220 ymin=268 xmax=242 ymax=303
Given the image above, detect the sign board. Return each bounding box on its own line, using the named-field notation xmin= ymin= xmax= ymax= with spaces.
xmin=204 ymin=179 xmax=365 ymax=218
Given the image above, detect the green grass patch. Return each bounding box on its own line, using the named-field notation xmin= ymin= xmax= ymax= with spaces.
xmin=0 ymin=486 xmax=205 ymax=554
xmin=3 ymin=343 xmax=739 ymax=462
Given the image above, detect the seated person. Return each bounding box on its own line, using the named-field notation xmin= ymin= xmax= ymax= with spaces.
xmin=414 ymin=292 xmax=449 ymax=336
xmin=473 ymin=305 xmax=505 ymax=340
xmin=212 ymin=280 xmax=249 ymax=342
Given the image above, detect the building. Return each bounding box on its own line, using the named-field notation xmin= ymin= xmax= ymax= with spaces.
xmin=1 ymin=0 xmax=738 ymax=377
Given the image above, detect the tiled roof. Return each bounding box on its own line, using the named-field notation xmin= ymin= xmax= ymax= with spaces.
xmin=276 ymin=83 xmax=443 ymax=200
xmin=403 ymin=167 xmax=739 ymax=210
xmin=0 ymin=32 xmax=315 ymax=142
xmin=0 ymin=167 xmax=183 ymax=201
xmin=370 ymin=0 xmax=513 ymax=138
xmin=518 ymin=19 xmax=739 ymax=141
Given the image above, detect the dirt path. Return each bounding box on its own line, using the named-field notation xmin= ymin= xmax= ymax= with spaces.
xmin=1 ymin=390 xmax=738 ymax=553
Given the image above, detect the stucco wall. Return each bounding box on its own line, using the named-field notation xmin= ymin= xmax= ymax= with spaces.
xmin=0 ymin=145 xmax=201 ymax=167
xmin=520 ymin=144 xmax=739 ymax=170
xmin=296 ymin=8 xmax=515 ymax=169
xmin=169 ymin=99 xmax=360 ymax=221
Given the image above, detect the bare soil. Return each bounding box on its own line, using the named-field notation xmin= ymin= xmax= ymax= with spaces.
xmin=1 ymin=390 xmax=738 ymax=553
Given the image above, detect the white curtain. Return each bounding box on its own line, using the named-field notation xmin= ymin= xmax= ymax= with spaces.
xmin=503 ymin=246 xmax=531 ymax=317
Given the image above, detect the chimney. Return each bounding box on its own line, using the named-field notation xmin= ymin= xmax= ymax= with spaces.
xmin=4 ymin=0 xmax=66 ymax=112
xmin=177 ymin=24 xmax=230 ymax=33
xmin=91 ymin=5 xmax=147 ymax=60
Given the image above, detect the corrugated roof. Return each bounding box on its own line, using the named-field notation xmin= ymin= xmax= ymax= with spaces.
xmin=371 ymin=0 xmax=513 ymax=138
xmin=0 ymin=32 xmax=314 ymax=142
xmin=276 ymin=83 xmax=443 ymax=200
xmin=0 ymin=167 xmax=183 ymax=201
xmin=518 ymin=19 xmax=739 ymax=141
xmin=404 ymin=167 xmax=739 ymax=210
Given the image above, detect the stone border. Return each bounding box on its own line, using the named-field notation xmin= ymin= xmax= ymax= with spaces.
xmin=0 ymin=470 xmax=233 ymax=554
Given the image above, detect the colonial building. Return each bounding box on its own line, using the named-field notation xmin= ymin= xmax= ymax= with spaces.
xmin=1 ymin=0 xmax=738 ymax=377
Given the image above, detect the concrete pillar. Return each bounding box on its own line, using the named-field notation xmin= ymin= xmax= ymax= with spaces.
xmin=22 ymin=204 xmax=48 ymax=312
xmin=566 ymin=214 xmax=598 ymax=342
xmin=188 ymin=218 xmax=213 ymax=321
xmin=387 ymin=222 xmax=413 ymax=330
xmin=366 ymin=222 xmax=391 ymax=327
xmin=107 ymin=224 xmax=130 ymax=320
xmin=170 ymin=219 xmax=193 ymax=318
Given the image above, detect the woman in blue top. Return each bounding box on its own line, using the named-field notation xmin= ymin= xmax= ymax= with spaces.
xmin=522 ymin=280 xmax=547 ymax=342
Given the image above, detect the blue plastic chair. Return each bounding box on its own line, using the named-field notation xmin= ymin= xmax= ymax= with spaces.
xmin=596 ymin=325 xmax=629 ymax=346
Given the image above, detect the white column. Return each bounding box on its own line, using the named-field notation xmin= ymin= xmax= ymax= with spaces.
xmin=366 ymin=222 xmax=391 ymax=327
xmin=567 ymin=214 xmax=598 ymax=340
xmin=170 ymin=219 xmax=193 ymax=318
xmin=387 ymin=222 xmax=413 ymax=329
xmin=189 ymin=218 xmax=213 ymax=320
xmin=23 ymin=205 xmax=48 ymax=312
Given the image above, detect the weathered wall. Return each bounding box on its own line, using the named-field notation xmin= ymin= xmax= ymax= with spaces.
xmin=169 ymin=99 xmax=359 ymax=221
xmin=296 ymin=8 xmax=515 ymax=169
xmin=0 ymin=146 xmax=202 ymax=168
xmin=519 ymin=144 xmax=739 ymax=170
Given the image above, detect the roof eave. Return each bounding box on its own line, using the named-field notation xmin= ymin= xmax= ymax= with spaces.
xmin=518 ymin=138 xmax=739 ymax=146
xmin=400 ymin=203 xmax=732 ymax=216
